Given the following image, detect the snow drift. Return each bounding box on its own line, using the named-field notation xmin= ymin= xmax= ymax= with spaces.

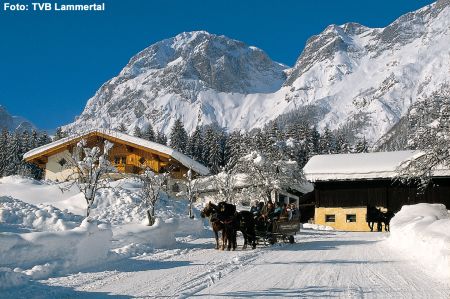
xmin=0 ymin=176 xmax=206 ymax=289
xmin=388 ymin=203 xmax=450 ymax=278
xmin=0 ymin=219 xmax=112 ymax=277
xmin=0 ymin=196 xmax=83 ymax=232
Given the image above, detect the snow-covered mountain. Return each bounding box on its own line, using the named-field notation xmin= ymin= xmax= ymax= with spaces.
xmin=0 ymin=105 xmax=37 ymax=132
xmin=65 ymin=0 xmax=450 ymax=144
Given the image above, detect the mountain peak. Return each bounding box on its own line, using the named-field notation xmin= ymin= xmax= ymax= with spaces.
xmin=0 ymin=105 xmax=37 ymax=132
xmin=115 ymin=30 xmax=287 ymax=95
xmin=66 ymin=1 xmax=450 ymax=147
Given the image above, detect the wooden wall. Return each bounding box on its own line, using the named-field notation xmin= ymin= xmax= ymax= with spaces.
xmin=80 ymin=135 xmax=188 ymax=179
xmin=314 ymin=178 xmax=450 ymax=212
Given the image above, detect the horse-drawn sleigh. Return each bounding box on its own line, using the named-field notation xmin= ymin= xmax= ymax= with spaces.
xmin=200 ymin=201 xmax=300 ymax=250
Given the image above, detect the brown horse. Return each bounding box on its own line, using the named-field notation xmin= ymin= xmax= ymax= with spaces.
xmin=200 ymin=202 xmax=228 ymax=250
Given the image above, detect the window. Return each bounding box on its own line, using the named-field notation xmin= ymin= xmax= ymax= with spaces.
xmin=114 ymin=156 xmax=126 ymax=165
xmin=325 ymin=214 xmax=335 ymax=222
xmin=346 ymin=214 xmax=357 ymax=223
xmin=171 ymin=183 xmax=180 ymax=193
xmin=58 ymin=158 xmax=67 ymax=167
xmin=139 ymin=157 xmax=146 ymax=165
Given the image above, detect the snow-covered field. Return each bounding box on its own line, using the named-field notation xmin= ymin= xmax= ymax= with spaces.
xmin=1 ymin=176 xmax=449 ymax=298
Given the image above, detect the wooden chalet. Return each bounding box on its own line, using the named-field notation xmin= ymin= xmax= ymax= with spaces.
xmin=23 ymin=129 xmax=209 ymax=183
xmin=303 ymin=151 xmax=450 ymax=231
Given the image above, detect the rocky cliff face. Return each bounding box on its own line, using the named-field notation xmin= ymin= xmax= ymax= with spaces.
xmin=0 ymin=106 xmax=36 ymax=132
xmin=65 ymin=1 xmax=450 ymax=145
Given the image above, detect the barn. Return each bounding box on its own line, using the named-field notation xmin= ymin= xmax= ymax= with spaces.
xmin=303 ymin=151 xmax=450 ymax=231
xmin=23 ymin=129 xmax=209 ymax=184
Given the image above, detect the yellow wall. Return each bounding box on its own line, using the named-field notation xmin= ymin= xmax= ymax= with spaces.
xmin=315 ymin=207 xmax=372 ymax=232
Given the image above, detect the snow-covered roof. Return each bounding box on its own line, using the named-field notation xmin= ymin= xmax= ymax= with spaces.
xmin=303 ymin=150 xmax=448 ymax=182
xmin=23 ymin=129 xmax=210 ymax=176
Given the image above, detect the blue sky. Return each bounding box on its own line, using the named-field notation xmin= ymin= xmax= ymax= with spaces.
xmin=0 ymin=0 xmax=434 ymax=131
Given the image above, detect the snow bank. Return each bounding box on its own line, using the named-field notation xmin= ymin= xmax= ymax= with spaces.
xmin=0 ymin=219 xmax=112 ymax=280
xmin=0 ymin=196 xmax=82 ymax=232
xmin=302 ymin=223 xmax=335 ymax=231
xmin=113 ymin=216 xmax=204 ymax=256
xmin=0 ymin=267 xmax=29 ymax=289
xmin=0 ymin=175 xmax=85 ymax=215
xmin=387 ymin=203 xmax=450 ymax=278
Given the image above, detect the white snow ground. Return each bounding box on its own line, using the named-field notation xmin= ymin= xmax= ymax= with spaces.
xmin=2 ymin=230 xmax=450 ymax=298
xmin=1 ymin=176 xmax=449 ymax=298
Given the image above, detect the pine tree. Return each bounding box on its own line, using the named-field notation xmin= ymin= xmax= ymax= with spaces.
xmin=224 ymin=131 xmax=243 ymax=168
xmin=117 ymin=123 xmax=127 ymax=133
xmin=133 ymin=126 xmax=142 ymax=138
xmin=187 ymin=126 xmax=203 ymax=161
xmin=38 ymin=132 xmax=52 ymax=147
xmin=53 ymin=127 xmax=67 ymax=141
xmin=208 ymin=132 xmax=222 ymax=174
xmin=319 ymin=127 xmax=336 ymax=154
xmin=4 ymin=132 xmax=21 ymax=176
xmin=30 ymin=130 xmax=39 ymax=149
xmin=202 ymin=127 xmax=214 ymax=166
xmin=306 ymin=127 xmax=320 ymax=158
xmin=20 ymin=130 xmax=31 ymax=153
xmin=336 ymin=133 xmax=351 ymax=153
xmin=354 ymin=137 xmax=369 ymax=153
xmin=142 ymin=124 xmax=155 ymax=142
xmin=156 ymin=131 xmax=167 ymax=145
xmin=0 ymin=129 xmax=8 ymax=176
xmin=169 ymin=119 xmax=188 ymax=153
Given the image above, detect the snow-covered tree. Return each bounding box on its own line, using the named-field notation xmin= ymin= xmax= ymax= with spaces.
xmin=136 ymin=169 xmax=168 ymax=225
xmin=30 ymin=130 xmax=39 ymax=149
xmin=62 ymin=139 xmax=116 ymax=217
xmin=0 ymin=129 xmax=8 ymax=176
xmin=117 ymin=122 xmax=127 ymax=133
xmin=179 ymin=168 xmax=200 ymax=219
xmin=396 ymin=87 xmax=450 ymax=188
xmin=186 ymin=126 xmax=203 ymax=161
xmin=38 ymin=132 xmax=52 ymax=147
xmin=306 ymin=127 xmax=320 ymax=158
xmin=53 ymin=127 xmax=67 ymax=141
xmin=142 ymin=124 xmax=155 ymax=142
xmin=169 ymin=118 xmax=188 ymax=153
xmin=336 ymin=133 xmax=351 ymax=154
xmin=354 ymin=137 xmax=369 ymax=153
xmin=237 ymin=151 xmax=306 ymax=203
xmin=208 ymin=132 xmax=222 ymax=174
xmin=213 ymin=164 xmax=238 ymax=204
xmin=4 ymin=132 xmax=21 ymax=176
xmin=319 ymin=126 xmax=336 ymax=154
xmin=133 ymin=126 xmax=142 ymax=138
xmin=156 ymin=131 xmax=168 ymax=145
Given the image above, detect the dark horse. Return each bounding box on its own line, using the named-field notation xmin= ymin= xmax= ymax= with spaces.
xmin=200 ymin=202 xmax=228 ymax=250
xmin=366 ymin=205 xmax=395 ymax=232
xmin=236 ymin=211 xmax=257 ymax=249
xmin=218 ymin=202 xmax=257 ymax=250
xmin=382 ymin=211 xmax=395 ymax=232
xmin=201 ymin=201 xmax=256 ymax=250
xmin=217 ymin=201 xmax=238 ymax=251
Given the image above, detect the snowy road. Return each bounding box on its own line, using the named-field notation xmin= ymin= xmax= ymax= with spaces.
xmin=5 ymin=230 xmax=450 ymax=298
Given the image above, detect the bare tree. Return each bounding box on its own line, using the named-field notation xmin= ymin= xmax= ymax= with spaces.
xmin=136 ymin=169 xmax=168 ymax=225
xmin=62 ymin=138 xmax=116 ymax=218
